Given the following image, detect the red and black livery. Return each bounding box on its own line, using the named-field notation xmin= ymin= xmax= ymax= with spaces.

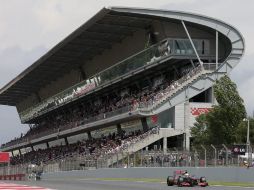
xmin=167 ymin=170 xmax=208 ymax=187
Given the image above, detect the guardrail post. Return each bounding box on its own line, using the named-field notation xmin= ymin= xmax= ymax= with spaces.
xmin=193 ymin=148 xmax=199 ymax=167
xmin=249 ymin=145 xmax=253 ymax=167
xmin=133 ymin=153 xmax=136 ymax=167
xmin=116 ymin=153 xmax=119 ymax=168
xmin=173 ymin=147 xmax=178 ymax=167
xmin=140 ymin=150 xmax=143 ymax=167
xmin=201 ymin=145 xmax=207 ymax=167
xmin=222 ymin=144 xmax=229 ymax=166
xmin=162 ymin=152 xmax=164 ymax=167
xmin=96 ymin=159 xmax=98 ymax=169
xmin=211 ymin=144 xmax=217 ymax=167
xmin=7 ymin=162 xmax=10 ymax=176
xmin=127 ymin=152 xmax=130 ymax=168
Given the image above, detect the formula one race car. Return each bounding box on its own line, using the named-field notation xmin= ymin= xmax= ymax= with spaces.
xmin=167 ymin=170 xmax=208 ymax=187
xmin=27 ymin=164 xmax=43 ymax=181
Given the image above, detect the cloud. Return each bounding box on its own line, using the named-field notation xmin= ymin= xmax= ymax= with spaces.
xmin=231 ymin=53 xmax=254 ymax=115
xmin=0 ymin=46 xmax=47 ymax=87
xmin=0 ymin=106 xmax=28 ymax=145
xmin=0 ymin=46 xmax=47 ymax=144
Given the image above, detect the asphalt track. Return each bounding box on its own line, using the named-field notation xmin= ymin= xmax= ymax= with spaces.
xmin=3 ymin=179 xmax=254 ymax=190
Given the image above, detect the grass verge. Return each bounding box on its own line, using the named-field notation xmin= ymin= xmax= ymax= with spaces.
xmin=209 ymin=181 xmax=254 ymax=187
xmin=94 ymin=178 xmax=254 ymax=187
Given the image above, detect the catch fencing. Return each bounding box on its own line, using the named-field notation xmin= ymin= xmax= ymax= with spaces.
xmin=41 ymin=144 xmax=251 ymax=173
xmin=0 ymin=144 xmax=252 ymax=175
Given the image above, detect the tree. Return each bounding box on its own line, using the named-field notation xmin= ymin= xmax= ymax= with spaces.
xmin=191 ymin=75 xmax=246 ymax=145
xmin=236 ymin=118 xmax=254 ymax=144
xmin=191 ymin=114 xmax=208 ymax=147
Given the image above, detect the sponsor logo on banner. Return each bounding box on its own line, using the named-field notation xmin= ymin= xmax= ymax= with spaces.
xmin=232 ymin=145 xmax=246 ymax=155
xmin=190 ymin=107 xmax=211 ymax=116
xmin=0 ymin=152 xmax=10 ymax=163
xmin=151 ymin=115 xmax=158 ymax=124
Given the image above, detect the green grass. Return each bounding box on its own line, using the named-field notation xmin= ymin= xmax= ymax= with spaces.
xmin=94 ymin=178 xmax=254 ymax=187
xmin=209 ymin=181 xmax=254 ymax=187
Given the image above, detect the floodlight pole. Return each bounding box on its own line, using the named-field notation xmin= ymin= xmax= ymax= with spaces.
xmin=247 ymin=119 xmax=251 ymax=166
xmin=216 ymin=30 xmax=219 ymax=70
xmin=243 ymin=118 xmax=251 ymax=166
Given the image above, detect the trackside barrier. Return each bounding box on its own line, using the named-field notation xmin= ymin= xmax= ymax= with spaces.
xmin=0 ymin=174 xmax=26 ymax=181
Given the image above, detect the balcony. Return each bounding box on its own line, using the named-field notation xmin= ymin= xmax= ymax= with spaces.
xmin=19 ymin=38 xmax=212 ymax=123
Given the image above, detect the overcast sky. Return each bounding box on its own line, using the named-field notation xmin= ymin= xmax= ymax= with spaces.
xmin=0 ymin=0 xmax=253 ymax=145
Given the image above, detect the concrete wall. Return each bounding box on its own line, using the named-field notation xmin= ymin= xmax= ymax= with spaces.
xmin=42 ymin=167 xmax=254 ymax=183
xmin=175 ymin=103 xmax=185 ymax=130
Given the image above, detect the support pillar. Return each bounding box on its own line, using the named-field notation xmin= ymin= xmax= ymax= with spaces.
xmin=64 ymin=137 xmax=69 ymax=145
xmin=11 ymin=151 xmax=14 ymax=157
xmin=141 ymin=117 xmax=149 ymax=132
xmin=79 ymin=66 xmax=87 ymax=81
xmin=185 ymin=133 xmax=190 ymax=151
xmin=116 ymin=124 xmax=122 ymax=135
xmin=181 ymin=20 xmax=203 ymax=66
xmin=87 ymin=131 xmax=92 ymax=140
xmin=34 ymin=92 xmax=41 ymax=102
xmin=31 ymin=145 xmax=34 ymax=151
xmin=46 ymin=142 xmax=50 ymax=148
xmin=18 ymin=149 xmax=22 ymax=155
xmin=216 ymin=30 xmax=219 ymax=69
xmin=163 ymin=137 xmax=167 ymax=154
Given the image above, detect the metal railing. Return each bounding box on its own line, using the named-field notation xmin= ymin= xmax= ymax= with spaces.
xmin=19 ymin=39 xmax=172 ymax=122
xmin=19 ymin=38 xmax=213 ymax=123
xmin=1 ymin=145 xmax=252 ymax=176
xmin=1 ymin=63 xmax=215 ymax=150
xmin=35 ymin=148 xmax=254 ymax=173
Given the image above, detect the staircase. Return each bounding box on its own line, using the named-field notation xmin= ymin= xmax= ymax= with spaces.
xmin=137 ymin=64 xmax=226 ymax=116
xmin=107 ymin=128 xmax=184 ymax=166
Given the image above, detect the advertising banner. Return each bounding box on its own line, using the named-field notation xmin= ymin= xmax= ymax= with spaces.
xmin=0 ymin=152 xmax=10 ymax=163
xmin=232 ymin=145 xmax=246 ymax=155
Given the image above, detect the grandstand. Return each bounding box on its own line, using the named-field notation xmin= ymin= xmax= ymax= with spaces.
xmin=0 ymin=7 xmax=244 ymax=167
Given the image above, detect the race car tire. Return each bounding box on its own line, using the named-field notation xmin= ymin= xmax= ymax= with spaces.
xmin=167 ymin=176 xmax=174 ymax=186
xmin=189 ymin=179 xmax=194 ymax=187
xmin=192 ymin=179 xmax=198 ymax=185
xmin=200 ymin=177 xmax=206 ymax=182
xmin=177 ymin=176 xmax=184 ymax=187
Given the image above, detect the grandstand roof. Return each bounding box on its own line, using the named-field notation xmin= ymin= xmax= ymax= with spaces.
xmin=0 ymin=7 xmax=244 ymax=106
xmin=0 ymin=8 xmax=152 ymax=106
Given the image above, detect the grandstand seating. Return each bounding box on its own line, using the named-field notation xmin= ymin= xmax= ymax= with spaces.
xmin=1 ymin=65 xmax=205 ymax=149
xmin=6 ymin=64 xmax=213 ymax=166
xmin=10 ymin=126 xmax=160 ymax=166
xmin=0 ymin=7 xmax=245 ymax=175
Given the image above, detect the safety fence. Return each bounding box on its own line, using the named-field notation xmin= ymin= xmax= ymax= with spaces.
xmin=41 ymin=145 xmax=252 ymax=173
xmin=0 ymin=145 xmax=252 ymax=177
xmin=0 ymin=164 xmax=27 ymax=181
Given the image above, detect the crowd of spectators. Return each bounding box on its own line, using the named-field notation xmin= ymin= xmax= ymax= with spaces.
xmin=10 ymin=126 xmax=160 ymax=166
xmin=1 ymin=64 xmax=202 ymax=149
